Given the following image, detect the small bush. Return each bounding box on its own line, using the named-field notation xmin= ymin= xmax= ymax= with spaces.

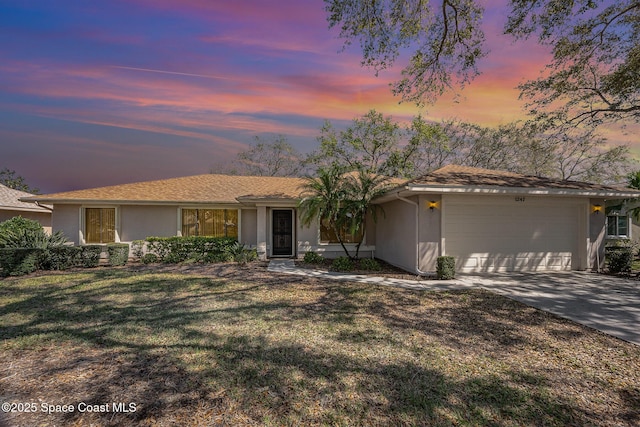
xmin=303 ymin=251 xmax=324 ymax=264
xmin=436 ymin=256 xmax=455 ymax=280
xmin=359 ymin=258 xmax=381 ymax=271
xmin=141 ymin=253 xmax=159 ymax=264
xmin=0 ymin=248 xmax=43 ymax=276
xmin=131 ymin=240 xmax=145 ymax=259
xmin=80 ymin=245 xmax=102 ymax=268
xmin=107 ymin=243 xmax=129 ymax=266
xmin=45 ymin=246 xmax=81 ymax=270
xmin=607 ymin=247 xmax=633 ymax=275
xmin=332 ymin=256 xmax=354 ymax=272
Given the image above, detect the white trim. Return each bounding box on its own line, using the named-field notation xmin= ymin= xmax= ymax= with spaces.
xmin=606 ymin=213 xmax=632 ymax=239
xmin=79 ymin=205 xmax=120 ymax=245
xmin=405 ymin=185 xmax=640 ymax=198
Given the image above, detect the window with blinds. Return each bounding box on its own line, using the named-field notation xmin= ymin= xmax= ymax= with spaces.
xmin=181 ymin=209 xmax=238 ymax=238
xmin=319 ymin=216 xmax=363 ymax=244
xmin=85 ymin=208 xmax=116 ymax=243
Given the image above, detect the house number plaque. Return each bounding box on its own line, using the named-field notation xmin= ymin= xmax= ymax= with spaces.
xmin=515 ymin=197 xmax=525 ymax=202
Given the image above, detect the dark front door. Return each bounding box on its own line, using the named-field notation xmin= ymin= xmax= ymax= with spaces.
xmin=272 ymin=210 xmax=293 ymax=256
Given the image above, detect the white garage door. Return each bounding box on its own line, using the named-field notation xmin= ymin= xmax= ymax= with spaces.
xmin=444 ymin=196 xmax=582 ymax=272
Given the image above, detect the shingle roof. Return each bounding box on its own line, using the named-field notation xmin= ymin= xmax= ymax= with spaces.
xmin=403 ymin=165 xmax=632 ymax=192
xmin=0 ymin=184 xmax=51 ymax=212
xmin=23 ymin=174 xmax=308 ymax=204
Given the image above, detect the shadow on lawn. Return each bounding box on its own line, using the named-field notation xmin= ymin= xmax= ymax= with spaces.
xmin=0 ymin=269 xmax=610 ymax=425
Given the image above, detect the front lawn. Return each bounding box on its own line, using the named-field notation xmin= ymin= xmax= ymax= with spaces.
xmin=1 ymin=264 xmax=638 ymax=426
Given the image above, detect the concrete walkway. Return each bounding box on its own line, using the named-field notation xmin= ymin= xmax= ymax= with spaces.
xmin=268 ymin=260 xmax=640 ymax=346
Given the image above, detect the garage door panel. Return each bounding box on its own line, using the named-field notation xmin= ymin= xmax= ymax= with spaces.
xmin=444 ymin=198 xmax=581 ymax=272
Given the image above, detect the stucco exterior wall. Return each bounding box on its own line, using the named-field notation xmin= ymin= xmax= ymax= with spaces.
xmin=417 ymin=195 xmax=441 ymax=272
xmin=240 ymin=209 xmax=257 ymax=247
xmin=52 ymin=204 xmax=81 ymax=244
xmin=0 ymin=210 xmax=52 ymax=234
xmin=375 ymin=197 xmax=417 ymax=272
xmin=119 ymin=205 xmax=178 ymax=241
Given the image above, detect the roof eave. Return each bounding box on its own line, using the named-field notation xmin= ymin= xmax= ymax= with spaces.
xmin=20 ymin=198 xmax=242 ymax=206
xmin=374 ymin=185 xmax=640 ymax=202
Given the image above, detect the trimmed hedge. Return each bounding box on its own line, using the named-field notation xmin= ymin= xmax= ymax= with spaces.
xmin=0 ymin=248 xmax=43 ymax=276
xmin=142 ymin=237 xmax=240 ymax=263
xmin=436 ymin=256 xmax=455 ymax=280
xmin=80 ymin=245 xmax=102 ymax=268
xmin=45 ymin=246 xmax=82 ymax=270
xmin=107 ymin=243 xmax=129 ymax=266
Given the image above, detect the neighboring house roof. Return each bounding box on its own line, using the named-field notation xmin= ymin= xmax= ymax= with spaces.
xmin=0 ymin=183 xmax=51 ymax=212
xmin=22 ymin=174 xmax=308 ymax=205
xmin=377 ymin=165 xmax=640 ymax=201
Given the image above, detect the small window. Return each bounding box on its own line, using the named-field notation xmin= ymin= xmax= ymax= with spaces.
xmin=181 ymin=209 xmax=238 ymax=238
xmin=607 ymin=215 xmax=629 ymax=238
xmin=85 ymin=208 xmax=116 ymax=243
xmin=319 ymin=216 xmax=363 ymax=244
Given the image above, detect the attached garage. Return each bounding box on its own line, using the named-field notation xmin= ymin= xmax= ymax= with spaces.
xmin=374 ymin=165 xmax=640 ymax=274
xmin=443 ymin=195 xmax=585 ymax=272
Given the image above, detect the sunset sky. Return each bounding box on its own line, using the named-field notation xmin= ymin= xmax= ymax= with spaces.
xmin=1 ymin=0 xmax=636 ymax=193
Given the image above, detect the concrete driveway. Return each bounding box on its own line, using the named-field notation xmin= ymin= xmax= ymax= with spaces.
xmin=459 ymin=271 xmax=640 ymax=346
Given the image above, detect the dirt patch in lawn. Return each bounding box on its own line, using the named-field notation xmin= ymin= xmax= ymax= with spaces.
xmin=1 ymin=262 xmax=639 ymax=426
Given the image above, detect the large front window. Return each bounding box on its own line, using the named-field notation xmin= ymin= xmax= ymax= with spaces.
xmin=607 ymin=215 xmax=629 ymax=238
xmin=320 ymin=216 xmax=363 ymax=244
xmin=85 ymin=208 xmax=116 ymax=243
xmin=181 ymin=209 xmax=238 ymax=238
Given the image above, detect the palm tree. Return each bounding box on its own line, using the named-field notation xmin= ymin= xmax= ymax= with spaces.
xmin=298 ymin=166 xmax=392 ymax=260
xmin=340 ymin=170 xmax=391 ymax=259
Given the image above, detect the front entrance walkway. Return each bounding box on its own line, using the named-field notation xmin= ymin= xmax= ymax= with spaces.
xmin=268 ymin=260 xmax=640 ymax=346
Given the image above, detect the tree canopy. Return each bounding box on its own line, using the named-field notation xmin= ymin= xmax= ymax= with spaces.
xmin=0 ymin=168 xmax=39 ymax=194
xmin=325 ymin=0 xmax=639 ymax=126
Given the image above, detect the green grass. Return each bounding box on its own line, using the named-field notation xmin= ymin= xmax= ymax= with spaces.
xmin=0 ymin=266 xmax=639 ymax=426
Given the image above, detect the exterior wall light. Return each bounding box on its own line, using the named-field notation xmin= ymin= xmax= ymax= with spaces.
xmin=592 ymin=204 xmax=602 ymax=214
xmin=428 ymin=200 xmax=438 ymax=211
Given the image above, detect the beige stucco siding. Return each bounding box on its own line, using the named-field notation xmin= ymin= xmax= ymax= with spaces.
xmin=119 ymin=205 xmax=178 ymax=241
xmin=52 ymin=204 xmax=82 ymax=244
xmin=443 ymin=194 xmax=587 ymax=272
xmin=417 ymin=195 xmax=441 ymax=272
xmin=240 ymin=209 xmax=258 ymax=246
xmin=375 ymin=197 xmax=417 ymax=272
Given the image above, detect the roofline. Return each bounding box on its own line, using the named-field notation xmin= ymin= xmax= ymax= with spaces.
xmin=20 ymin=198 xmax=244 ymax=206
xmin=0 ymin=205 xmax=52 ymax=213
xmin=374 ymin=185 xmax=640 ymax=202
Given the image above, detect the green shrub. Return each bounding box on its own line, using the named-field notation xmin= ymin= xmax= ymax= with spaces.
xmin=45 ymin=246 xmax=81 ymax=270
xmin=607 ymin=247 xmax=633 ymax=274
xmin=436 ymin=256 xmax=455 ymax=280
xmin=80 ymin=245 xmax=102 ymax=268
xmin=107 ymin=243 xmax=129 ymax=266
xmin=359 ymin=258 xmax=381 ymax=271
xmin=0 ymin=248 xmax=44 ymax=276
xmin=0 ymin=217 xmax=43 ymax=248
xmin=303 ymin=251 xmax=324 ymax=264
xmin=131 ymin=240 xmax=145 ymax=260
xmin=0 ymin=216 xmax=66 ymax=252
xmin=332 ymin=256 xmax=354 ymax=272
xmin=141 ymin=253 xmax=159 ymax=264
xmin=143 ymin=236 xmax=239 ymax=263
